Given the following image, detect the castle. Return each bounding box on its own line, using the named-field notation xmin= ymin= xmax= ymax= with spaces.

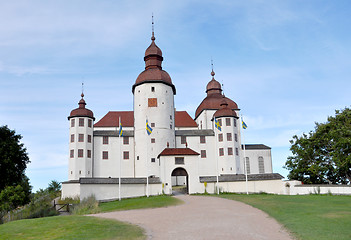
xmin=61 ymin=30 xmax=285 ymax=201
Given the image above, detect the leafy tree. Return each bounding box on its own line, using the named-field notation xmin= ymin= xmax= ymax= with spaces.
xmin=285 ymin=108 xmax=351 ymax=184
xmin=0 ymin=185 xmax=26 ymax=212
xmin=0 ymin=126 xmax=31 ymax=204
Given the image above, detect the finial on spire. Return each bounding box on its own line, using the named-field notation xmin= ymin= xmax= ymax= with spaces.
xmin=151 ymin=14 xmax=155 ymax=41
xmin=211 ymin=58 xmax=215 ymax=78
xmin=81 ymin=82 xmax=84 ymax=98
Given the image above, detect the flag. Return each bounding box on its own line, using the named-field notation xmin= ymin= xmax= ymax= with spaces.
xmin=119 ymin=118 xmax=123 ymax=137
xmin=146 ymin=119 xmax=153 ymax=135
xmin=214 ymin=117 xmax=222 ymax=131
xmin=242 ymin=120 xmax=247 ymax=129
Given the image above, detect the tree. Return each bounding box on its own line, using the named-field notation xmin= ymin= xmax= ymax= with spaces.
xmin=0 ymin=126 xmax=31 ymax=202
xmin=285 ymin=108 xmax=351 ymax=184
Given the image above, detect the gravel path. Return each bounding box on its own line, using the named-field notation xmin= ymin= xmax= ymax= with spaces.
xmin=91 ymin=195 xmax=294 ymax=240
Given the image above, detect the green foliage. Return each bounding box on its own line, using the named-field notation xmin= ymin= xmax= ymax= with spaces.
xmin=285 ymin=107 xmax=351 ymax=184
xmin=220 ymin=194 xmax=351 ymax=240
xmin=0 ymin=185 xmax=26 ymax=212
xmin=71 ymin=195 xmax=99 ymax=215
xmin=47 ymin=180 xmax=61 ymax=194
xmin=0 ymin=126 xmax=31 ymax=192
xmin=0 ymin=215 xmax=145 ymax=240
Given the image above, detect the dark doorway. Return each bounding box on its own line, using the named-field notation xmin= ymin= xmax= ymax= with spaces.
xmin=171 ymin=167 xmax=189 ymax=194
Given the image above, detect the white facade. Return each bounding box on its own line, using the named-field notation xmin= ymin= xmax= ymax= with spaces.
xmin=62 ymin=33 xmax=285 ymax=201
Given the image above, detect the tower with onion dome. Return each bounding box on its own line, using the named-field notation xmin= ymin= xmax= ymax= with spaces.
xmin=212 ymin=99 xmax=242 ymax=174
xmin=132 ymin=26 xmax=176 ymax=178
xmin=67 ymin=93 xmax=95 ymax=180
xmin=195 ymin=70 xmax=239 ymax=130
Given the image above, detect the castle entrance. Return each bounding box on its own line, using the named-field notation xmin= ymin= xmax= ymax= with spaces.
xmin=171 ymin=167 xmax=188 ymax=194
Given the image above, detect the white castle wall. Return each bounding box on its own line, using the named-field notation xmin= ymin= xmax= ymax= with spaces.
xmin=68 ymin=117 xmax=94 ymax=180
xmin=134 ymin=83 xmax=175 ymax=178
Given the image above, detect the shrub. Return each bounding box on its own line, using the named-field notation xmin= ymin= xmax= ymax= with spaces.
xmin=71 ymin=195 xmax=99 ymax=215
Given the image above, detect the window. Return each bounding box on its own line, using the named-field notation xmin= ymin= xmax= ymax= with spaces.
xmin=151 ymin=138 xmax=155 ymax=143
xmin=151 ymin=158 xmax=155 ymax=163
xmin=170 ymin=115 xmax=172 ymax=120
xmin=88 ymin=135 xmax=92 ymax=143
xmin=228 ymin=147 xmax=233 ymax=155
xmin=175 ymin=157 xmax=184 ymax=165
xmin=79 ymin=118 xmax=84 ymax=127
xmin=103 ymin=136 xmax=108 ymax=144
xmin=123 ymin=151 xmax=129 ymax=160
xmin=78 ymin=134 xmax=84 ymax=142
xmin=258 ymin=156 xmax=265 ymax=173
xmin=102 ymin=151 xmax=108 ymax=160
xmin=181 ymin=136 xmax=186 ymax=144
xmin=78 ymin=149 xmax=83 ymax=158
xmin=88 ymin=119 xmax=92 ymax=127
xmin=218 ymin=119 xmax=222 ymax=126
xmin=218 ymin=133 xmax=223 ymax=142
xmin=201 ymin=150 xmax=206 ymax=158
xmin=151 ymin=86 xmax=155 ymax=92
xmin=200 ymin=136 xmax=206 ymax=144
xmin=70 ymin=134 xmax=74 ymax=143
xmin=219 ymin=148 xmax=224 ymax=156
xmin=70 ymin=150 xmax=74 ymax=158
xmin=226 ymin=118 xmax=231 ymax=126
xmin=245 ymin=157 xmax=250 ymax=174
xmin=151 ymin=122 xmax=155 ymax=127
xmin=234 ymin=118 xmax=237 ymax=127
xmin=170 ymin=124 xmax=172 ymax=129
xmin=227 ymin=133 xmax=232 ymax=141
xmin=148 ymin=98 xmax=157 ymax=107
xmin=87 ymin=150 xmax=91 ymax=158
xmin=71 ymin=119 xmax=75 ymax=127
xmin=137 ymin=156 xmax=139 ymax=160
xmin=123 ymin=136 xmax=129 ymax=145
xmin=235 ymin=148 xmax=239 ymax=156
xmin=235 ymin=133 xmax=238 ymax=142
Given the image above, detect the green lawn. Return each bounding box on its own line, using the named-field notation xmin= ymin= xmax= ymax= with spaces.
xmin=99 ymin=195 xmax=183 ymax=212
xmin=219 ymin=194 xmax=351 ymax=240
xmin=0 ymin=195 xmax=182 ymax=240
xmin=0 ymin=215 xmax=144 ymax=240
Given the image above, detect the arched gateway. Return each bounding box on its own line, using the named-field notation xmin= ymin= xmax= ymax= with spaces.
xmin=171 ymin=167 xmax=189 ymax=194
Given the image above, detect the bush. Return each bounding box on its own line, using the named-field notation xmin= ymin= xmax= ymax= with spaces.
xmin=71 ymin=195 xmax=99 ymax=215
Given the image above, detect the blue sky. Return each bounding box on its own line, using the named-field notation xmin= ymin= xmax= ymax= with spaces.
xmin=1 ymin=1 xmax=350 ymax=191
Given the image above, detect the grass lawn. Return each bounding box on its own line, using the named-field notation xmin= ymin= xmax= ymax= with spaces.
xmin=219 ymin=194 xmax=351 ymax=240
xmin=0 ymin=215 xmax=145 ymax=240
xmin=99 ymin=195 xmax=183 ymax=213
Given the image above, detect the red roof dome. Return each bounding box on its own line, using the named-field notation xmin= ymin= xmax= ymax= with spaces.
xmin=132 ymin=32 xmax=175 ymax=94
xmin=195 ymin=71 xmax=238 ymax=119
xmin=68 ymin=93 xmax=95 ymax=120
xmin=213 ymin=100 xmax=237 ymax=119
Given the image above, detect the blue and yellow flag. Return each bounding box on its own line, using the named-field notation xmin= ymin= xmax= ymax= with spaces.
xmin=214 ymin=118 xmax=222 ymax=131
xmin=146 ymin=119 xmax=153 ymax=135
xmin=242 ymin=121 xmax=247 ymax=129
xmin=119 ymin=121 xmax=123 ymax=137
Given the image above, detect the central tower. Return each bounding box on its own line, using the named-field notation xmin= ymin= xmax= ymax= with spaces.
xmin=132 ymin=28 xmax=176 ymax=178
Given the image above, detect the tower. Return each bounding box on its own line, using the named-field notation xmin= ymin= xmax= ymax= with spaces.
xmin=132 ymin=27 xmax=176 ymax=177
xmin=67 ymin=93 xmax=95 ymax=180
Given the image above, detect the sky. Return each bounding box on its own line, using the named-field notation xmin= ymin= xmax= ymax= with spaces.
xmin=1 ymin=1 xmax=350 ymax=191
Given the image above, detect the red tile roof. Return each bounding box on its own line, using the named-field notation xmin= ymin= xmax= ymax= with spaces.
xmin=94 ymin=110 xmax=198 ymax=128
xmin=94 ymin=111 xmax=134 ymax=127
xmin=158 ymin=148 xmax=199 ymax=157
xmin=175 ymin=111 xmax=198 ymax=127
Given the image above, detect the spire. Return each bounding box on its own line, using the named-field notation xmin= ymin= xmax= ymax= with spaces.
xmin=144 ymin=15 xmax=163 ymax=69
xmin=151 ymin=14 xmax=155 ymax=41
xmin=211 ymin=58 xmax=215 ymax=79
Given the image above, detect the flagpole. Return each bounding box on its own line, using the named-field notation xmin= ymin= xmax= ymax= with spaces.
xmin=146 ymin=118 xmax=149 ymax=197
xmin=214 ymin=117 xmax=219 ymax=195
xmin=119 ymin=117 xmax=121 ymax=201
xmin=241 ymin=114 xmax=249 ymax=195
